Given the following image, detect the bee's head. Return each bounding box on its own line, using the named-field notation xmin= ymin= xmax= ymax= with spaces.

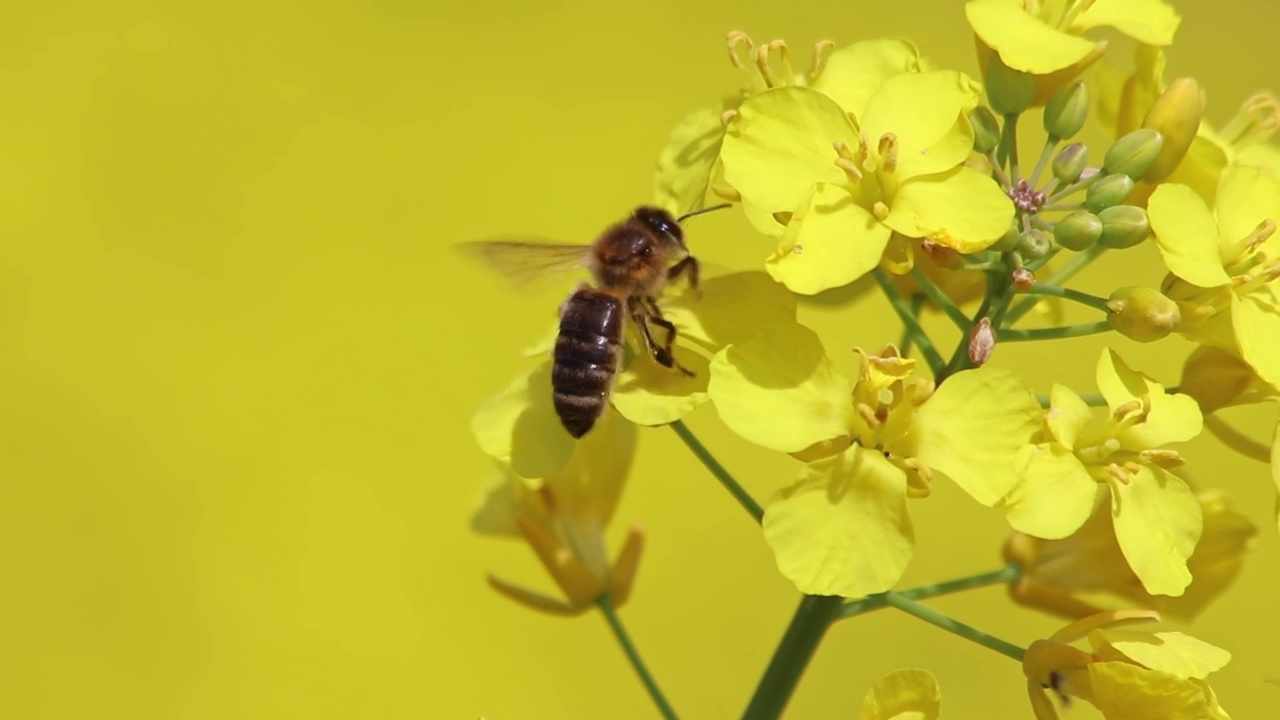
xmin=632 ymin=206 xmax=685 ymax=248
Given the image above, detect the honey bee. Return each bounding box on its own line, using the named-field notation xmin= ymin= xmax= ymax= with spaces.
xmin=464 ymin=204 xmax=727 ymax=438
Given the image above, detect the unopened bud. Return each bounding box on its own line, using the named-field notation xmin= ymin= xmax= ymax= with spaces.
xmin=1103 ymin=128 xmax=1165 ymax=179
xmin=1107 ymin=286 xmax=1181 ymax=342
xmin=1044 ymin=82 xmax=1089 ymax=140
xmin=1012 ymin=268 xmax=1036 ymax=290
xmin=970 ymin=107 xmax=1001 ymax=154
xmin=1018 ymin=229 xmax=1052 ymax=259
xmin=1097 ymin=206 xmax=1151 ymax=249
xmin=1053 ymin=211 xmax=1103 ymax=251
xmin=992 ymin=222 xmax=1022 ymax=252
xmin=1085 ymin=173 xmax=1135 ymax=213
xmin=1141 ymin=78 xmax=1205 ymax=182
xmin=1052 ymin=143 xmax=1089 ymax=184
xmin=985 ymin=55 xmax=1035 ymax=115
xmin=968 ymin=317 xmax=996 ymax=366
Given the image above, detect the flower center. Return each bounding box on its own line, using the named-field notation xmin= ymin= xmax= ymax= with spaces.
xmin=1073 ymin=396 xmax=1185 ymax=485
xmin=1218 ymin=92 xmax=1280 ymax=150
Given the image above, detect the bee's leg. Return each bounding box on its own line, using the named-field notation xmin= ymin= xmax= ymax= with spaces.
xmin=628 ymin=298 xmax=694 ymax=376
xmin=640 ymin=297 xmax=694 ymax=377
xmin=666 ymin=255 xmax=700 ymax=297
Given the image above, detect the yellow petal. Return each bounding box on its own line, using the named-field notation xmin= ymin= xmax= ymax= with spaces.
xmin=860 ymin=71 xmax=981 ymax=178
xmin=662 ymin=272 xmax=799 ymax=348
xmin=1147 ymin=183 xmax=1232 ymax=287
xmin=709 ymin=320 xmax=854 ymax=453
xmin=762 ymin=446 xmax=913 ymax=596
xmin=471 ymin=363 xmax=576 ymax=479
xmin=1045 ymin=383 xmax=1093 ymax=448
xmin=470 ymin=464 xmax=522 ymax=537
xmin=612 ymin=350 xmax=710 ymax=426
xmin=1215 ymin=165 xmax=1280 ymax=262
xmin=1089 ymin=662 xmax=1227 ymax=720
xmin=884 ymin=167 xmax=1014 ymax=251
xmin=767 ymin=183 xmax=893 ymax=294
xmin=966 ymin=0 xmax=1099 ymax=74
xmin=654 ymin=101 xmax=732 ymax=216
xmin=1007 ymin=443 xmax=1099 ymax=538
xmin=1158 ymin=491 xmax=1256 ymax=621
xmin=486 ymin=574 xmax=584 ymax=616
xmin=856 ymin=668 xmax=941 ymax=720
xmin=544 ymin=405 xmax=637 ymax=532
xmin=1111 ymin=466 xmax=1201 ymax=596
xmin=1090 ymin=630 xmax=1230 ymax=679
xmin=1095 ymin=349 xmax=1203 ymax=447
xmin=1233 ymin=290 xmax=1280 ymax=388
xmin=1071 ymin=0 xmax=1181 ymax=46
xmin=811 ymin=38 xmax=923 ymax=118
xmin=1163 ymin=133 xmax=1230 ymax=205
xmin=720 ymin=86 xmax=858 ymax=216
xmin=913 ymin=365 xmax=1042 ymax=505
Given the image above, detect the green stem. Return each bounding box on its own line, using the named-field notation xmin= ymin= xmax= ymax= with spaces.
xmin=1002 ymin=320 xmax=1112 ymax=341
xmin=597 ymin=596 xmax=680 ymax=720
xmin=884 ymin=592 xmax=1026 ymax=662
xmin=1028 ymin=135 xmax=1057 ymax=189
xmin=1037 ymin=392 xmax=1106 ymax=408
xmin=1045 ymin=171 xmax=1103 ymax=205
xmin=1001 ymin=114 xmax=1021 ymax=182
xmin=908 ymin=267 xmax=970 ymax=331
xmin=1017 ymin=284 xmax=1110 ymax=313
xmin=670 ymin=420 xmax=763 ymax=524
xmin=899 ymin=294 xmax=927 ymax=356
xmin=741 ymin=595 xmax=845 ymax=720
xmin=1005 ymin=243 xmax=1107 ymax=324
xmin=874 ymin=268 xmax=945 ymax=375
xmin=1205 ymin=414 xmax=1273 ymax=462
xmin=839 ymin=564 xmax=1021 ymax=619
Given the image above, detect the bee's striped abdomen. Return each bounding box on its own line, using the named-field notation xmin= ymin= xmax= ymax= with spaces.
xmin=552 ymin=289 xmax=623 ymax=438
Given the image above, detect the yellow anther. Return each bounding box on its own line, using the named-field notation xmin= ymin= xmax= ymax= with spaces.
xmin=857 ymin=133 xmax=873 ymax=170
xmin=772 ymin=210 xmax=793 ymax=226
xmin=755 ymin=40 xmax=795 ymax=89
xmin=720 ymin=109 xmax=739 ymax=127
xmin=1220 ymin=91 xmax=1280 ymax=148
xmin=1112 ymin=397 xmax=1150 ymax=423
xmin=711 ymin=184 xmax=742 ymax=202
xmin=726 ymin=31 xmax=754 ymax=69
xmin=878 ymin=133 xmax=900 ymax=174
xmin=836 ymin=157 xmax=864 ymax=183
xmin=872 ymin=201 xmax=890 ymax=221
xmin=808 ymin=39 xmax=836 ymax=83
xmin=833 ymin=140 xmax=856 ymax=161
xmin=1140 ymin=448 xmax=1185 ymax=468
xmin=856 ymin=402 xmax=881 ymax=428
xmin=1106 ymin=463 xmax=1132 ymax=484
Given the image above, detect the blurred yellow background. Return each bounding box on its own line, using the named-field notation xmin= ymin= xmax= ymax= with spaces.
xmin=0 ymin=0 xmax=1276 ymax=718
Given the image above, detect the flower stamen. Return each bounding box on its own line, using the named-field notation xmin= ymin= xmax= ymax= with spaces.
xmin=808 ymin=39 xmax=836 ymax=83
xmin=1219 ymin=91 xmax=1280 ymax=148
xmin=726 ymin=31 xmax=754 ymax=70
xmin=878 ymin=132 xmax=900 ymax=174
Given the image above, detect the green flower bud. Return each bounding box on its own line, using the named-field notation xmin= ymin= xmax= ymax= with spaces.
xmin=991 ymin=222 xmax=1022 ymax=252
xmin=1052 ymin=143 xmax=1089 ymax=184
xmin=1141 ymin=78 xmax=1205 ymax=183
xmin=985 ymin=55 xmax=1035 ymax=116
xmin=970 ymin=107 xmax=1001 ymax=154
xmin=1102 ymin=128 xmax=1165 ymax=179
xmin=1017 ymin=229 xmax=1052 ymax=259
xmin=1053 ymin=211 xmax=1103 ymax=251
xmin=1097 ymin=205 xmax=1151 ymax=249
xmin=1043 ymin=82 xmax=1089 ymax=140
xmin=1084 ymin=173 xmax=1135 ymax=213
xmin=1107 ymin=286 xmax=1181 ymax=342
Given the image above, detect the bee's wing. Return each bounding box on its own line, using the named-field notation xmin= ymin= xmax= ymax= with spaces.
xmin=456 ymin=238 xmax=592 ymax=290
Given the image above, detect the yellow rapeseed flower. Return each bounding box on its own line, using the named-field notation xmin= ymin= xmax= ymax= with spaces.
xmin=1147 ymin=165 xmax=1280 ymax=389
xmin=966 ymin=0 xmax=1179 ymax=105
xmin=718 ymin=70 xmax=1012 ymax=294
xmin=857 ymin=668 xmax=941 ymax=720
xmin=1005 ymin=489 xmax=1255 ymax=621
xmin=1023 ymin=610 xmax=1231 ymax=720
xmin=472 ymin=272 xmax=795 ymax=479
xmin=471 ymin=411 xmax=643 ymax=616
xmin=708 ymin=322 xmax=1041 ymax=596
xmin=1002 ymin=349 xmax=1204 ymax=596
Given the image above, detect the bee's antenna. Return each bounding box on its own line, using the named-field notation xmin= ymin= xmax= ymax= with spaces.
xmin=676 ymin=203 xmax=733 ymax=223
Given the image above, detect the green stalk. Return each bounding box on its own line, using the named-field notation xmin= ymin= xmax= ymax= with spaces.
xmin=1005 ymin=244 xmax=1106 ymax=324
xmin=1028 ymin=135 xmax=1058 ymax=189
xmin=1017 ymin=284 xmax=1111 ymax=313
xmin=670 ymin=420 xmax=763 ymax=524
xmin=899 ymin=293 xmax=927 ymax=356
xmin=874 ymin=268 xmax=945 ymax=375
xmin=1002 ymin=320 xmax=1112 ymax=341
xmin=1000 ymin=113 xmax=1021 ymax=182
xmin=884 ymin=592 xmax=1027 ymax=662
xmin=908 ymin=267 xmax=971 ymax=330
xmin=597 ymin=596 xmax=680 ymax=720
xmin=741 ymin=595 xmax=845 ymax=720
xmin=839 ymin=564 xmax=1021 ymax=619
